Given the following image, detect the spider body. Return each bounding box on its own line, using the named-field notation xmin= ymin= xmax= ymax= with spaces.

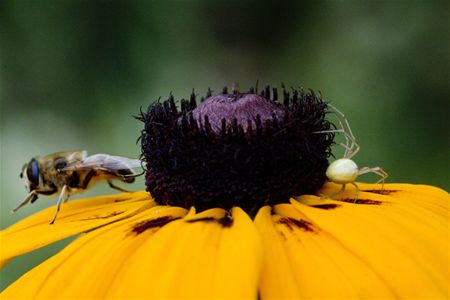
xmin=316 ymin=104 xmax=388 ymax=200
xmin=326 ymin=158 xmax=359 ymax=184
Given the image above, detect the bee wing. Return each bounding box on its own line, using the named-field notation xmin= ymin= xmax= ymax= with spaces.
xmin=61 ymin=154 xmax=143 ymax=173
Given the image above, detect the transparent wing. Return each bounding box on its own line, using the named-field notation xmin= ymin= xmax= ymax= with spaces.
xmin=61 ymin=154 xmax=143 ymax=173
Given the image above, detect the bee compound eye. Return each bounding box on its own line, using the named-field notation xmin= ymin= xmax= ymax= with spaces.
xmin=26 ymin=159 xmax=40 ymax=189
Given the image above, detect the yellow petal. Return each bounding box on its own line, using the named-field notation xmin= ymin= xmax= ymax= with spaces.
xmin=254 ymin=206 xmax=301 ymax=298
xmin=106 ymin=206 xmax=262 ymax=299
xmin=320 ymin=182 xmax=448 ymax=216
xmin=0 ymin=191 xmax=153 ymax=267
xmin=291 ymin=183 xmax=449 ymax=298
xmin=1 ymin=205 xmax=187 ymax=299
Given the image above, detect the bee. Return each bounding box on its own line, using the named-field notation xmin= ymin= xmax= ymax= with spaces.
xmin=14 ymin=151 xmax=143 ymax=224
xmin=315 ymin=104 xmax=388 ymax=200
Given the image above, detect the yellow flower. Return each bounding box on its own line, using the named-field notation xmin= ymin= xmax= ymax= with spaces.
xmin=2 ymin=86 xmax=449 ymax=298
xmin=1 ymin=183 xmax=448 ymax=299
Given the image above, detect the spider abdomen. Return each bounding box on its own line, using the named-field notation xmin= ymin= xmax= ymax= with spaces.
xmin=326 ymin=158 xmax=359 ymax=184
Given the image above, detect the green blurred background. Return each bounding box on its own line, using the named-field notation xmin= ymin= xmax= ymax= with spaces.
xmin=1 ymin=0 xmax=449 ymax=290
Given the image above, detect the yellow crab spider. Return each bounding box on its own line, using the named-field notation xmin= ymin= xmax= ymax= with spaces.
xmin=315 ymin=104 xmax=389 ymax=200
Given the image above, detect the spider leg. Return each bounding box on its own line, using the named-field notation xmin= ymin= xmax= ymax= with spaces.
xmin=342 ymin=118 xmax=360 ymax=159
xmin=332 ymin=105 xmax=359 ymax=159
xmin=313 ymin=128 xmax=353 ymax=154
xmin=325 ymin=117 xmax=352 ymax=158
xmin=350 ymin=181 xmax=360 ymax=203
xmin=325 ymin=104 xmax=360 ymax=159
xmin=339 ymin=120 xmax=351 ymax=158
xmin=329 ymin=118 xmax=350 ymax=158
xmin=49 ymin=185 xmax=70 ymax=225
xmin=11 ymin=191 xmax=38 ymax=213
xmin=358 ymin=166 xmax=389 ymax=191
xmin=334 ymin=110 xmax=358 ymax=159
xmin=319 ymin=184 xmax=347 ymax=200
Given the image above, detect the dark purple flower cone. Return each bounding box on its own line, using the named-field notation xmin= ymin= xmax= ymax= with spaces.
xmin=137 ymin=85 xmax=334 ymax=216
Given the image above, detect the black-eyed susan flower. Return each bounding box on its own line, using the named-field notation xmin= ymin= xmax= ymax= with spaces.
xmin=1 ymin=86 xmax=449 ymax=299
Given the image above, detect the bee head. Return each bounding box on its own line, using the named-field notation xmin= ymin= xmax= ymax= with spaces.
xmin=22 ymin=158 xmax=41 ymax=192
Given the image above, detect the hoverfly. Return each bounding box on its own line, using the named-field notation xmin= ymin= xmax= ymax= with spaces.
xmin=15 ymin=151 xmax=143 ymax=224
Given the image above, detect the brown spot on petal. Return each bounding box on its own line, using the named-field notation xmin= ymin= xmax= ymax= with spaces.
xmin=76 ymin=211 xmax=124 ymax=221
xmin=132 ymin=216 xmax=180 ymax=234
xmin=186 ymin=216 xmax=233 ymax=228
xmin=363 ymin=189 xmax=398 ymax=195
xmin=218 ymin=216 xmax=233 ymax=227
xmin=114 ymin=196 xmax=134 ymax=202
xmin=278 ymin=217 xmax=316 ymax=232
xmin=186 ymin=217 xmax=215 ymax=223
xmin=104 ymin=211 xmax=124 ymax=218
xmin=311 ymin=203 xmax=341 ymax=209
xmin=341 ymin=198 xmax=383 ymax=205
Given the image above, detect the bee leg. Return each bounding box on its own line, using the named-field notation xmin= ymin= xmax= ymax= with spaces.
xmin=63 ymin=190 xmax=72 ymax=203
xmin=11 ymin=191 xmax=38 ymax=213
xmin=107 ymin=180 xmax=132 ymax=193
xmin=49 ymin=185 xmax=69 ymax=225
